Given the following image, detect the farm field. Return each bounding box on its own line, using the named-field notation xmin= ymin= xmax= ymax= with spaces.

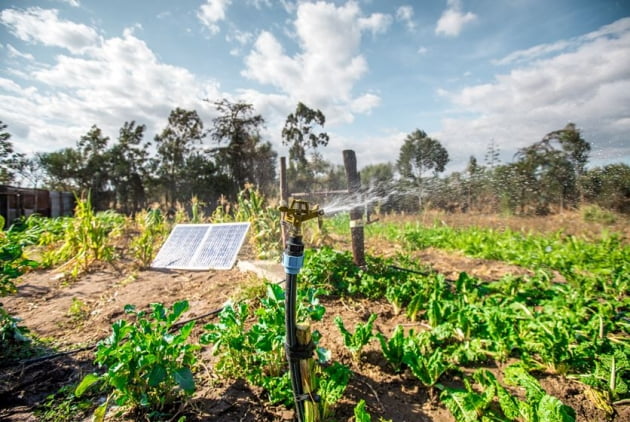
xmin=0 ymin=208 xmax=629 ymax=422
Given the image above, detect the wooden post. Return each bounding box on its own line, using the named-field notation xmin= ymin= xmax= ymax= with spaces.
xmin=296 ymin=324 xmax=319 ymax=422
xmin=280 ymin=157 xmax=288 ymax=249
xmin=342 ymin=150 xmax=366 ymax=267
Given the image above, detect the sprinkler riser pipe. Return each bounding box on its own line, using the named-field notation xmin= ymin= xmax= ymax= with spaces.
xmin=284 ymin=235 xmax=307 ymax=421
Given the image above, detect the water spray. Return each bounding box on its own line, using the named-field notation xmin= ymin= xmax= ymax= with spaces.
xmin=279 ymin=198 xmax=324 ymax=422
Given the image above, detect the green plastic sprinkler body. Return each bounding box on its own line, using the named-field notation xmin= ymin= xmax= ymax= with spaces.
xmin=280 ymin=199 xmax=324 ymax=422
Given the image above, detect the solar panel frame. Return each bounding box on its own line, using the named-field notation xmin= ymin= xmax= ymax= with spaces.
xmin=150 ymin=222 xmax=250 ymax=270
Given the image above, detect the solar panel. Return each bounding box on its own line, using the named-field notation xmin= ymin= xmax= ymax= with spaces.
xmin=151 ymin=222 xmax=250 ymax=270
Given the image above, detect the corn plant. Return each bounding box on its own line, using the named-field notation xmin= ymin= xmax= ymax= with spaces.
xmin=130 ymin=208 xmax=168 ymax=268
xmin=76 ymin=301 xmax=199 ymax=420
xmin=335 ymin=313 xmax=377 ymax=361
xmin=210 ymin=186 xmax=281 ymax=259
xmin=44 ymin=193 xmax=124 ymax=279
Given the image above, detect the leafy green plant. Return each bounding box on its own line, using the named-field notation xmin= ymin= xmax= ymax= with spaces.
xmin=335 ymin=313 xmax=377 ymax=361
xmin=0 ymin=305 xmax=31 ymax=360
xmin=502 ymin=364 xmax=576 ymax=422
xmin=76 ymin=300 xmax=199 ymax=419
xmin=376 ymin=325 xmax=408 ymax=373
xmin=353 ymin=399 xmax=372 ymax=422
xmin=202 ymin=282 xmax=327 ymax=406
xmin=36 ymin=384 xmax=95 ymax=422
xmin=581 ymin=346 xmax=629 ymax=404
xmin=317 ymin=362 xmax=352 ymax=419
xmin=440 ymin=376 xmax=497 ymax=422
xmin=67 ymin=297 xmax=90 ymax=323
xmin=403 ymin=347 xmax=450 ymax=395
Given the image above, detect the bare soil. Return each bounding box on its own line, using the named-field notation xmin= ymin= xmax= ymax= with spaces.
xmin=1 ymin=213 xmax=628 ymax=421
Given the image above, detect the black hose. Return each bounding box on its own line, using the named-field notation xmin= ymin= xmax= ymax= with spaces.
xmin=285 ymin=272 xmax=305 ymax=421
xmin=3 ymin=277 xmax=287 ymax=369
xmin=283 ymin=235 xmax=306 ymax=422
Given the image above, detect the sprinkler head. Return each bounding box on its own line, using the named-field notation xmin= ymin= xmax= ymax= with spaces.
xmin=280 ymin=198 xmax=324 ymax=236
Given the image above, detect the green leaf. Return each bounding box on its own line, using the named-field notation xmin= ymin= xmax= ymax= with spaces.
xmin=75 ymin=373 xmax=101 ymax=397
xmin=148 ymin=364 xmax=167 ymax=387
xmin=93 ymin=399 xmax=109 ymax=422
xmin=169 ymin=300 xmax=189 ymax=323
xmin=537 ymin=394 xmax=576 ymax=422
xmin=353 ymin=399 xmax=372 ymax=422
xmin=174 ymin=367 xmax=195 ymax=394
xmin=440 ymin=387 xmax=483 ymax=422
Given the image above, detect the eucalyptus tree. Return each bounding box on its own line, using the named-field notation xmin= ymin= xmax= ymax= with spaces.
xmin=108 ymin=121 xmax=151 ymax=213
xmin=396 ymin=129 xmax=449 ymax=209
xmin=153 ymin=108 xmax=205 ymax=206
xmin=76 ymin=125 xmax=112 ymax=208
xmin=209 ymin=99 xmax=276 ymax=198
xmin=281 ymin=102 xmax=330 ymax=193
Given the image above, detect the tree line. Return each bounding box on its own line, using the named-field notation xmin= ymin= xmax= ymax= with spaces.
xmin=1 ymin=101 xmax=629 ymax=216
xmin=361 ymin=124 xmax=630 ymax=215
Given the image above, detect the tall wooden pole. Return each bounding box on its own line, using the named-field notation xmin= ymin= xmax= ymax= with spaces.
xmin=342 ymin=150 xmax=366 ymax=267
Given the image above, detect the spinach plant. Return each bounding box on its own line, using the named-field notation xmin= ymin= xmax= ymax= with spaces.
xmin=76 ymin=300 xmax=199 ymax=420
xmin=335 ymin=313 xmax=377 ymax=361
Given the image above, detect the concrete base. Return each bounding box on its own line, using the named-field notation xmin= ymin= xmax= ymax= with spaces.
xmin=237 ymin=260 xmax=285 ymax=283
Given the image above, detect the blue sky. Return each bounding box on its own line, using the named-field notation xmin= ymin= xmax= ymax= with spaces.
xmin=1 ymin=0 xmax=629 ymax=173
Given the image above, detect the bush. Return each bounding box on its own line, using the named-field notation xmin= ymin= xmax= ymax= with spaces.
xmin=581 ymin=204 xmax=616 ymax=224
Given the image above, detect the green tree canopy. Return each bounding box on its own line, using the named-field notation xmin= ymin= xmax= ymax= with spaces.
xmin=208 ymin=99 xmax=275 ymax=197
xmin=109 ymin=121 xmax=151 ymax=213
xmin=397 ymin=129 xmax=449 ymax=209
xmin=153 ymin=108 xmax=205 ymax=205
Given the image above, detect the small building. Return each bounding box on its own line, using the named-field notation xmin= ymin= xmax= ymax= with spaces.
xmin=0 ymin=185 xmax=74 ymax=228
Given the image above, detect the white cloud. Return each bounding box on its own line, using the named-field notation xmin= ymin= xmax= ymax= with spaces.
xmin=242 ymin=1 xmax=386 ymax=125
xmin=395 ymin=5 xmax=415 ymax=32
xmin=0 ymin=7 xmax=100 ymax=54
xmin=6 ymin=43 xmax=35 ymax=60
xmin=0 ymin=25 xmax=222 ymax=154
xmin=226 ymin=28 xmax=253 ymax=45
xmin=494 ymin=17 xmax=630 ymax=65
xmin=417 ymin=46 xmax=428 ymax=55
xmin=436 ymin=18 xmax=630 ymax=168
xmin=60 ymin=0 xmax=80 ymax=7
xmin=197 ymin=0 xmax=231 ymax=35
xmin=359 ymin=13 xmax=392 ymax=35
xmin=247 ymin=0 xmax=272 ymax=9
xmin=435 ymin=0 xmax=477 ymax=37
